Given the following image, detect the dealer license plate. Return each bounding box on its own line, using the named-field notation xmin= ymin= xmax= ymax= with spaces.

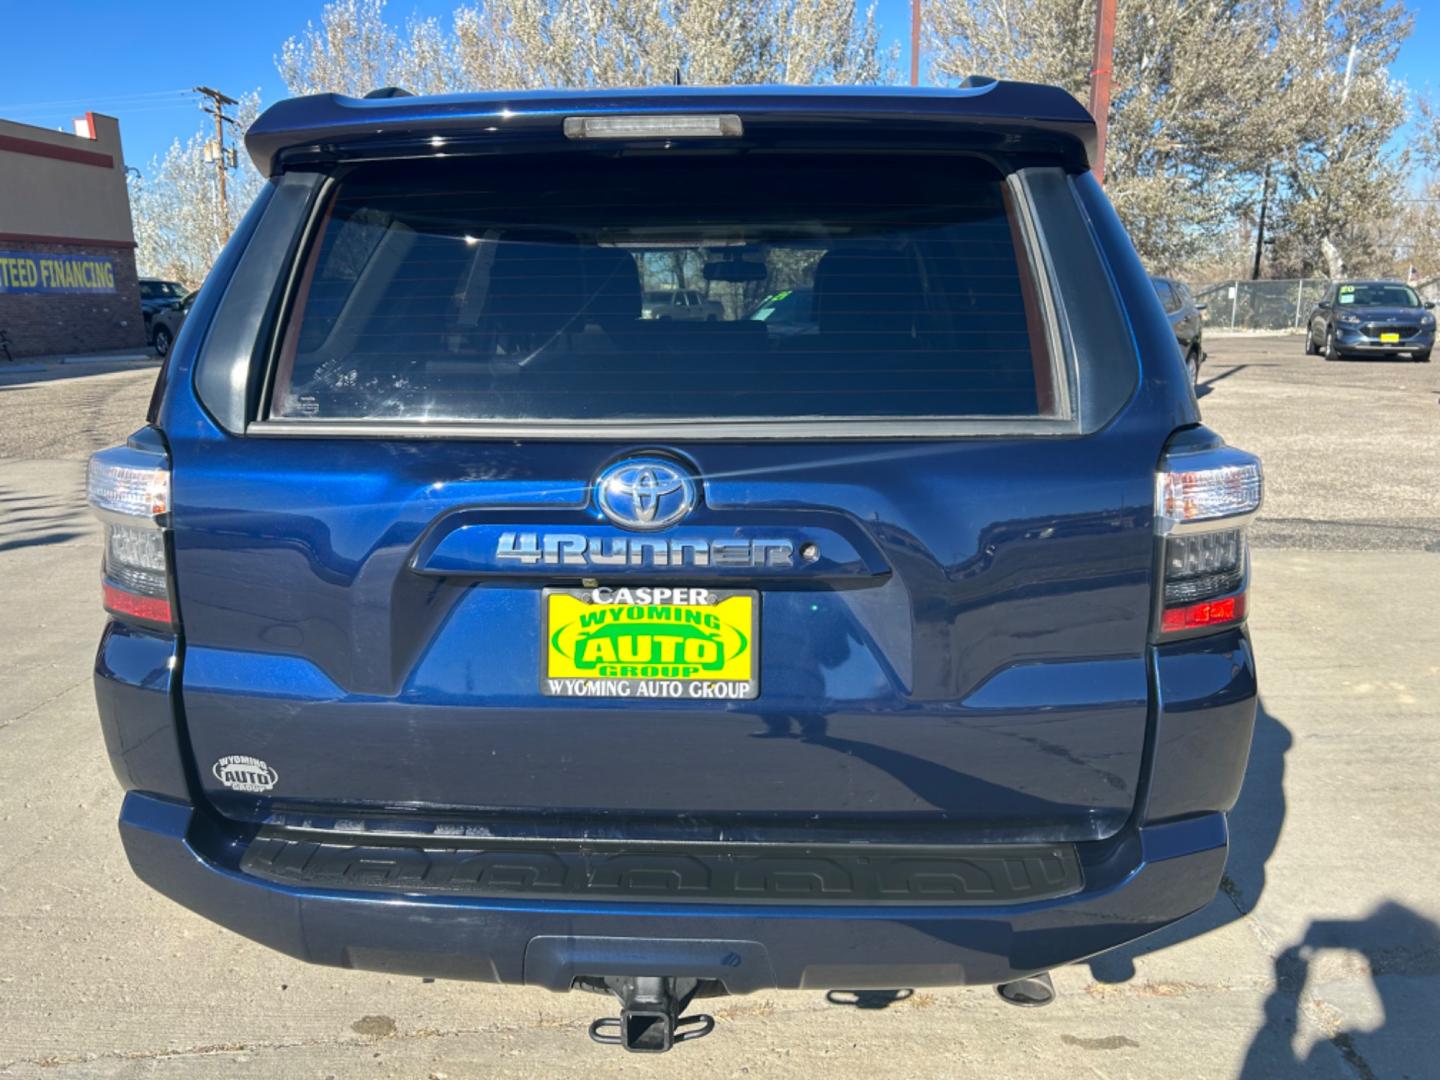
xmin=542 ymin=587 xmax=759 ymax=700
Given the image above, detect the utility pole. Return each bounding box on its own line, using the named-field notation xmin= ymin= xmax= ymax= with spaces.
xmin=194 ymin=86 xmax=239 ymax=243
xmin=1251 ymin=164 xmax=1271 ymax=280
xmin=1088 ymin=0 xmax=1117 ymax=185
xmin=910 ymin=0 xmax=922 ymax=87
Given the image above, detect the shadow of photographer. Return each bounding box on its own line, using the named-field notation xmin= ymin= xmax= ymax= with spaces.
xmin=1240 ymin=901 xmax=1440 ymax=1077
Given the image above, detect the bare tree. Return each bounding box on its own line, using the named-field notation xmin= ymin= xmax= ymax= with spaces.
xmin=1362 ymin=174 xmax=1440 ymax=281
xmin=1264 ymin=0 xmax=1411 ymax=277
xmin=925 ymin=0 xmax=1284 ymax=270
xmin=129 ymin=93 xmax=264 ymax=288
xmin=279 ymin=0 xmax=893 ymax=97
xmin=277 ymin=0 xmax=455 ymax=95
xmin=147 ymin=0 xmax=1420 ymax=286
xmin=924 ymin=0 xmax=1415 ymax=277
xmin=1417 ymin=93 xmax=1440 ymax=169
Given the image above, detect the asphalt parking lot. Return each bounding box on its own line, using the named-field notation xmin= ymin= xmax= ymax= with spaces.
xmin=0 ymin=336 xmax=1436 ymax=1079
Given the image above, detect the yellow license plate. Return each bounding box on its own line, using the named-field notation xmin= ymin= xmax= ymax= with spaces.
xmin=542 ymin=587 xmax=759 ymax=699
xmin=1380 ymin=332 xmax=1401 ymax=343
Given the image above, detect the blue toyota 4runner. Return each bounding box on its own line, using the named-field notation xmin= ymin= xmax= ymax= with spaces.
xmin=90 ymin=81 xmax=1261 ymax=1052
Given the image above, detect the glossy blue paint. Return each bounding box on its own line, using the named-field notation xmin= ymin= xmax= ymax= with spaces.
xmin=98 ymin=616 xmax=1252 ymax=984
xmin=1145 ymin=628 xmax=1259 ymax=822
xmin=92 ymin=82 xmax=1261 ymax=991
xmin=162 ymin=424 xmax=1168 ymax=838
xmin=119 ymin=789 xmax=1227 ymax=988
xmin=93 ymin=621 xmax=187 ymax=801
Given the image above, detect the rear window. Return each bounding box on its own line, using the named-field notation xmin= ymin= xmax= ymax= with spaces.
xmin=141 ymin=281 xmax=184 ymax=300
xmin=269 ymin=153 xmax=1058 ymax=425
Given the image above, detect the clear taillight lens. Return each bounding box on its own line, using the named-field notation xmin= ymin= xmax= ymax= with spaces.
xmin=88 ymin=433 xmax=174 ymax=628
xmin=1156 ymin=448 xmax=1262 ymax=528
xmin=1156 ymin=442 xmax=1261 ymax=637
xmin=87 ymin=455 xmax=169 ymax=517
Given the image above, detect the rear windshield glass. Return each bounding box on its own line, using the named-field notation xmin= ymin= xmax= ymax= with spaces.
xmin=270 ymin=154 xmax=1055 ymax=423
xmin=141 ymin=281 xmax=184 ymax=300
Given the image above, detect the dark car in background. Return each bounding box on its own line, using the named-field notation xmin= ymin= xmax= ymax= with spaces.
xmin=89 ymin=82 xmax=1260 ymax=1054
xmin=138 ymin=278 xmax=186 ymax=341
xmin=148 ymin=290 xmax=197 ymax=357
xmin=1305 ymin=280 xmax=1435 ymax=361
xmin=1151 ymin=275 xmax=1206 ymax=385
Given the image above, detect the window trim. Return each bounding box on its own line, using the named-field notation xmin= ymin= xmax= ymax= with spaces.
xmin=247 ymin=153 xmax=1083 ymax=441
xmin=1004 ymin=172 xmax=1070 ymax=421
xmin=248 ymin=414 xmax=1083 ymax=441
xmin=262 ymin=178 xmax=337 ymax=414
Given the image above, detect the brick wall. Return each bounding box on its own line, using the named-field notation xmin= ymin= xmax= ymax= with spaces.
xmin=0 ymin=239 xmax=146 ymax=358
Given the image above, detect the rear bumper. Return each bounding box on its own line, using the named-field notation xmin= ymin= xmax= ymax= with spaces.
xmin=99 ymin=621 xmax=1255 ymax=990
xmin=119 ymin=791 xmax=1228 ymax=989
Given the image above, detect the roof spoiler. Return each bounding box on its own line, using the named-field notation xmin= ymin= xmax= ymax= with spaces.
xmin=245 ymin=80 xmax=1097 ymax=177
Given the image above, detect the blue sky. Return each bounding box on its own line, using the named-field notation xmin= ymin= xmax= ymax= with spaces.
xmin=0 ymin=0 xmax=1433 ymax=172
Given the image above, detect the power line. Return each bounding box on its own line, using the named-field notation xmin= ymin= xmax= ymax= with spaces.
xmin=0 ymin=89 xmax=191 ymax=113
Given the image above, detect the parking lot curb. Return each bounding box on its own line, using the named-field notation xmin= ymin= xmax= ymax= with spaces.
xmin=60 ymin=352 xmax=154 ymax=364
xmin=1 ymin=363 xmax=48 ymax=374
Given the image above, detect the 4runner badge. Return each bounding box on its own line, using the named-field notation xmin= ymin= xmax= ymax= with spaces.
xmin=213 ymin=755 xmax=278 ymax=793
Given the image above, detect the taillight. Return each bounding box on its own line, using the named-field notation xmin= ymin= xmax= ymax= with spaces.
xmin=87 ymin=428 xmax=174 ymax=630
xmin=1155 ymin=440 xmax=1262 ymax=638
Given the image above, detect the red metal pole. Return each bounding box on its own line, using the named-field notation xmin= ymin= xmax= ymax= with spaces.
xmin=1088 ymin=0 xmax=1117 ymax=184
xmin=910 ymin=0 xmax=921 ymax=87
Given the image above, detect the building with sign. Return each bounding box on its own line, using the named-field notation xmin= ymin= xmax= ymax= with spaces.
xmin=0 ymin=112 xmax=145 ymax=357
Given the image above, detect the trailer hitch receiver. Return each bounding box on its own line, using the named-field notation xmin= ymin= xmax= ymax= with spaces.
xmin=586 ymin=976 xmax=717 ymax=1052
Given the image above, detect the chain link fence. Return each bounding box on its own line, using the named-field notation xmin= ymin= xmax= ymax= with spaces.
xmin=1195 ymin=277 xmax=1440 ymax=331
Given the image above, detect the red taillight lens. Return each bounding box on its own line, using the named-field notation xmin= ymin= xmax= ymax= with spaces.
xmin=88 ymin=432 xmax=175 ymax=630
xmin=1160 ymin=593 xmax=1245 ymax=634
xmin=102 ymin=582 xmax=173 ymax=625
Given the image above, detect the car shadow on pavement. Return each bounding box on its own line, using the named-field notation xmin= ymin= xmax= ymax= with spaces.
xmin=1197 ymin=363 xmax=1251 ymax=397
xmin=0 ymin=486 xmax=90 ymax=553
xmin=1238 ymin=902 xmax=1440 ymax=1077
xmin=1086 ymin=697 xmax=1291 ymax=983
xmin=0 ymin=531 xmax=85 ymax=553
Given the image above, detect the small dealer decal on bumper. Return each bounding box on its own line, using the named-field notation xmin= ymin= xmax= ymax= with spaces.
xmin=212 ymin=755 xmax=278 ymax=793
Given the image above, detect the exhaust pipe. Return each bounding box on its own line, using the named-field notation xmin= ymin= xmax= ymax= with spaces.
xmin=995 ymin=971 xmax=1056 ymax=1007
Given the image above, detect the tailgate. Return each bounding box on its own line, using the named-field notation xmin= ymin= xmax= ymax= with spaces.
xmin=166 ymin=137 xmax=1159 ymax=844
xmin=173 ymin=434 xmax=1156 ymax=842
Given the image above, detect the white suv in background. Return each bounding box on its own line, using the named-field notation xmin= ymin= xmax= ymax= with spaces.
xmin=641 ymin=289 xmax=724 ymax=321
